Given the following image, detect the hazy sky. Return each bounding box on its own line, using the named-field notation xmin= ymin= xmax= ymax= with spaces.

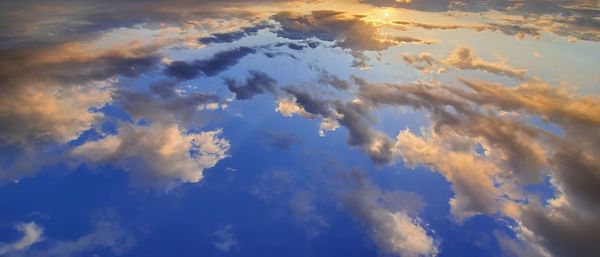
xmin=0 ymin=1 xmax=599 ymax=257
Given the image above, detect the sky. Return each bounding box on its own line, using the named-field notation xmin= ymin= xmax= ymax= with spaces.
xmin=0 ymin=0 xmax=599 ymax=256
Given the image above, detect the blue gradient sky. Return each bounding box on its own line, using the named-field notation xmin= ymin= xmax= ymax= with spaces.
xmin=0 ymin=1 xmax=599 ymax=257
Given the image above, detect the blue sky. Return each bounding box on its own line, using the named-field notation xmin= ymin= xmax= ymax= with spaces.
xmin=0 ymin=1 xmax=599 ymax=257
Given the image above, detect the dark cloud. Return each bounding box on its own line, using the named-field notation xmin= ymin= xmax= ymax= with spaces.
xmin=315 ymin=69 xmax=350 ymax=90
xmin=0 ymin=0 xmax=273 ymax=47
xmin=272 ymin=10 xmax=429 ymax=52
xmin=224 ymin=70 xmax=277 ymax=100
xmin=282 ymin=86 xmax=395 ymax=164
xmin=198 ymin=23 xmax=273 ymax=45
xmin=283 ymin=87 xmax=333 ymax=117
xmin=165 ymin=47 xmax=256 ymax=80
xmin=351 ymin=76 xmax=600 ymax=255
xmin=274 ymin=41 xmax=320 ymax=51
xmin=116 ymin=81 xmax=219 ymax=127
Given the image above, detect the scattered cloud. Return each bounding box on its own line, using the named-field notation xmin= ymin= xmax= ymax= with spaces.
xmin=340 ymin=171 xmax=437 ymax=257
xmin=403 ymin=46 xmax=527 ymax=79
xmin=165 ymin=47 xmax=256 ymax=80
xmin=212 ymin=225 xmax=238 ymax=252
xmin=225 ymin=70 xmax=278 ymax=100
xmin=73 ymin=123 xmax=230 ymax=188
xmin=0 ymin=222 xmax=44 ymax=256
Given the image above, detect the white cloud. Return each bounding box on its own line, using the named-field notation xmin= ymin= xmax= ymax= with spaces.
xmin=0 ymin=222 xmax=44 ymax=255
xmin=275 ymin=98 xmax=315 ymax=118
xmin=341 ymin=172 xmax=438 ymax=257
xmin=73 ymin=123 xmax=230 ymax=188
xmin=0 ymin=83 xmax=112 ymax=145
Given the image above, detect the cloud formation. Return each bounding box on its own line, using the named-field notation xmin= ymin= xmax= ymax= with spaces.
xmin=403 ymin=46 xmax=527 ymax=79
xmin=0 ymin=222 xmax=44 ymax=256
xmin=352 ymin=76 xmax=600 ymax=256
xmin=166 ymin=47 xmax=256 ymax=80
xmin=340 ymin=171 xmax=437 ymax=257
xmin=225 ymin=70 xmax=277 ymax=100
xmin=73 ymin=123 xmax=230 ymax=188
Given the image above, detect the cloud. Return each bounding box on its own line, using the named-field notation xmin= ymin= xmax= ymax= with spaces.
xmin=278 ymin=86 xmax=396 ymax=164
xmin=516 ymin=196 xmax=600 ymax=257
xmin=73 ymin=123 xmax=230 ymax=188
xmin=165 ymin=47 xmax=256 ymax=80
xmin=0 ymin=84 xmax=111 ymax=146
xmin=350 ymin=75 xmax=600 ymax=256
xmin=289 ymin=191 xmax=329 ymax=237
xmin=212 ymin=225 xmax=238 ymax=252
xmin=444 ymin=47 xmax=527 ymax=79
xmin=403 ymin=46 xmax=527 ymax=79
xmin=456 ymin=78 xmax=600 ymax=143
xmin=0 ymin=37 xmax=164 ymax=181
xmin=340 ymin=171 xmax=437 ymax=257
xmin=198 ymin=23 xmax=272 ymax=45
xmin=393 ymin=20 xmax=542 ymax=40
xmin=18 ymin=218 xmax=134 ymax=257
xmin=275 ymin=98 xmax=316 ymax=118
xmin=315 ymin=69 xmax=350 ymax=90
xmin=0 ymin=222 xmax=44 ymax=256
xmin=402 ymin=52 xmax=444 ymax=74
xmin=0 ymin=1 xmax=274 ymax=47
xmin=0 ymin=40 xmax=162 ymax=148
xmin=224 ymin=70 xmax=277 ymax=100
xmin=394 ymin=129 xmax=510 ymax=221
xmin=272 ymin=10 xmax=430 ymax=52
xmin=115 ymin=81 xmax=219 ymax=127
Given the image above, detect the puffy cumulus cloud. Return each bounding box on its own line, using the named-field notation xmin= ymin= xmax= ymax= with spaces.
xmin=394 ymin=129 xmax=518 ymax=221
xmin=0 ymin=222 xmax=44 ymax=256
xmin=225 ymin=70 xmax=278 ymax=100
xmin=0 ymin=39 xmax=162 ymax=182
xmin=0 ymin=34 xmax=164 ymax=150
xmin=348 ymin=75 xmax=600 ymax=256
xmin=73 ymin=123 xmax=230 ymax=188
xmin=403 ymin=46 xmax=527 ymax=79
xmin=0 ymin=84 xmax=111 ymax=146
xmin=340 ymin=171 xmax=438 ymax=257
xmin=276 ymin=98 xmax=316 ymax=118
xmin=275 ymin=97 xmax=341 ymax=137
xmin=272 ymin=10 xmax=431 ymax=52
xmin=272 ymin=72 xmax=598 ymax=255
xmin=0 ymin=82 xmax=113 ymax=183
